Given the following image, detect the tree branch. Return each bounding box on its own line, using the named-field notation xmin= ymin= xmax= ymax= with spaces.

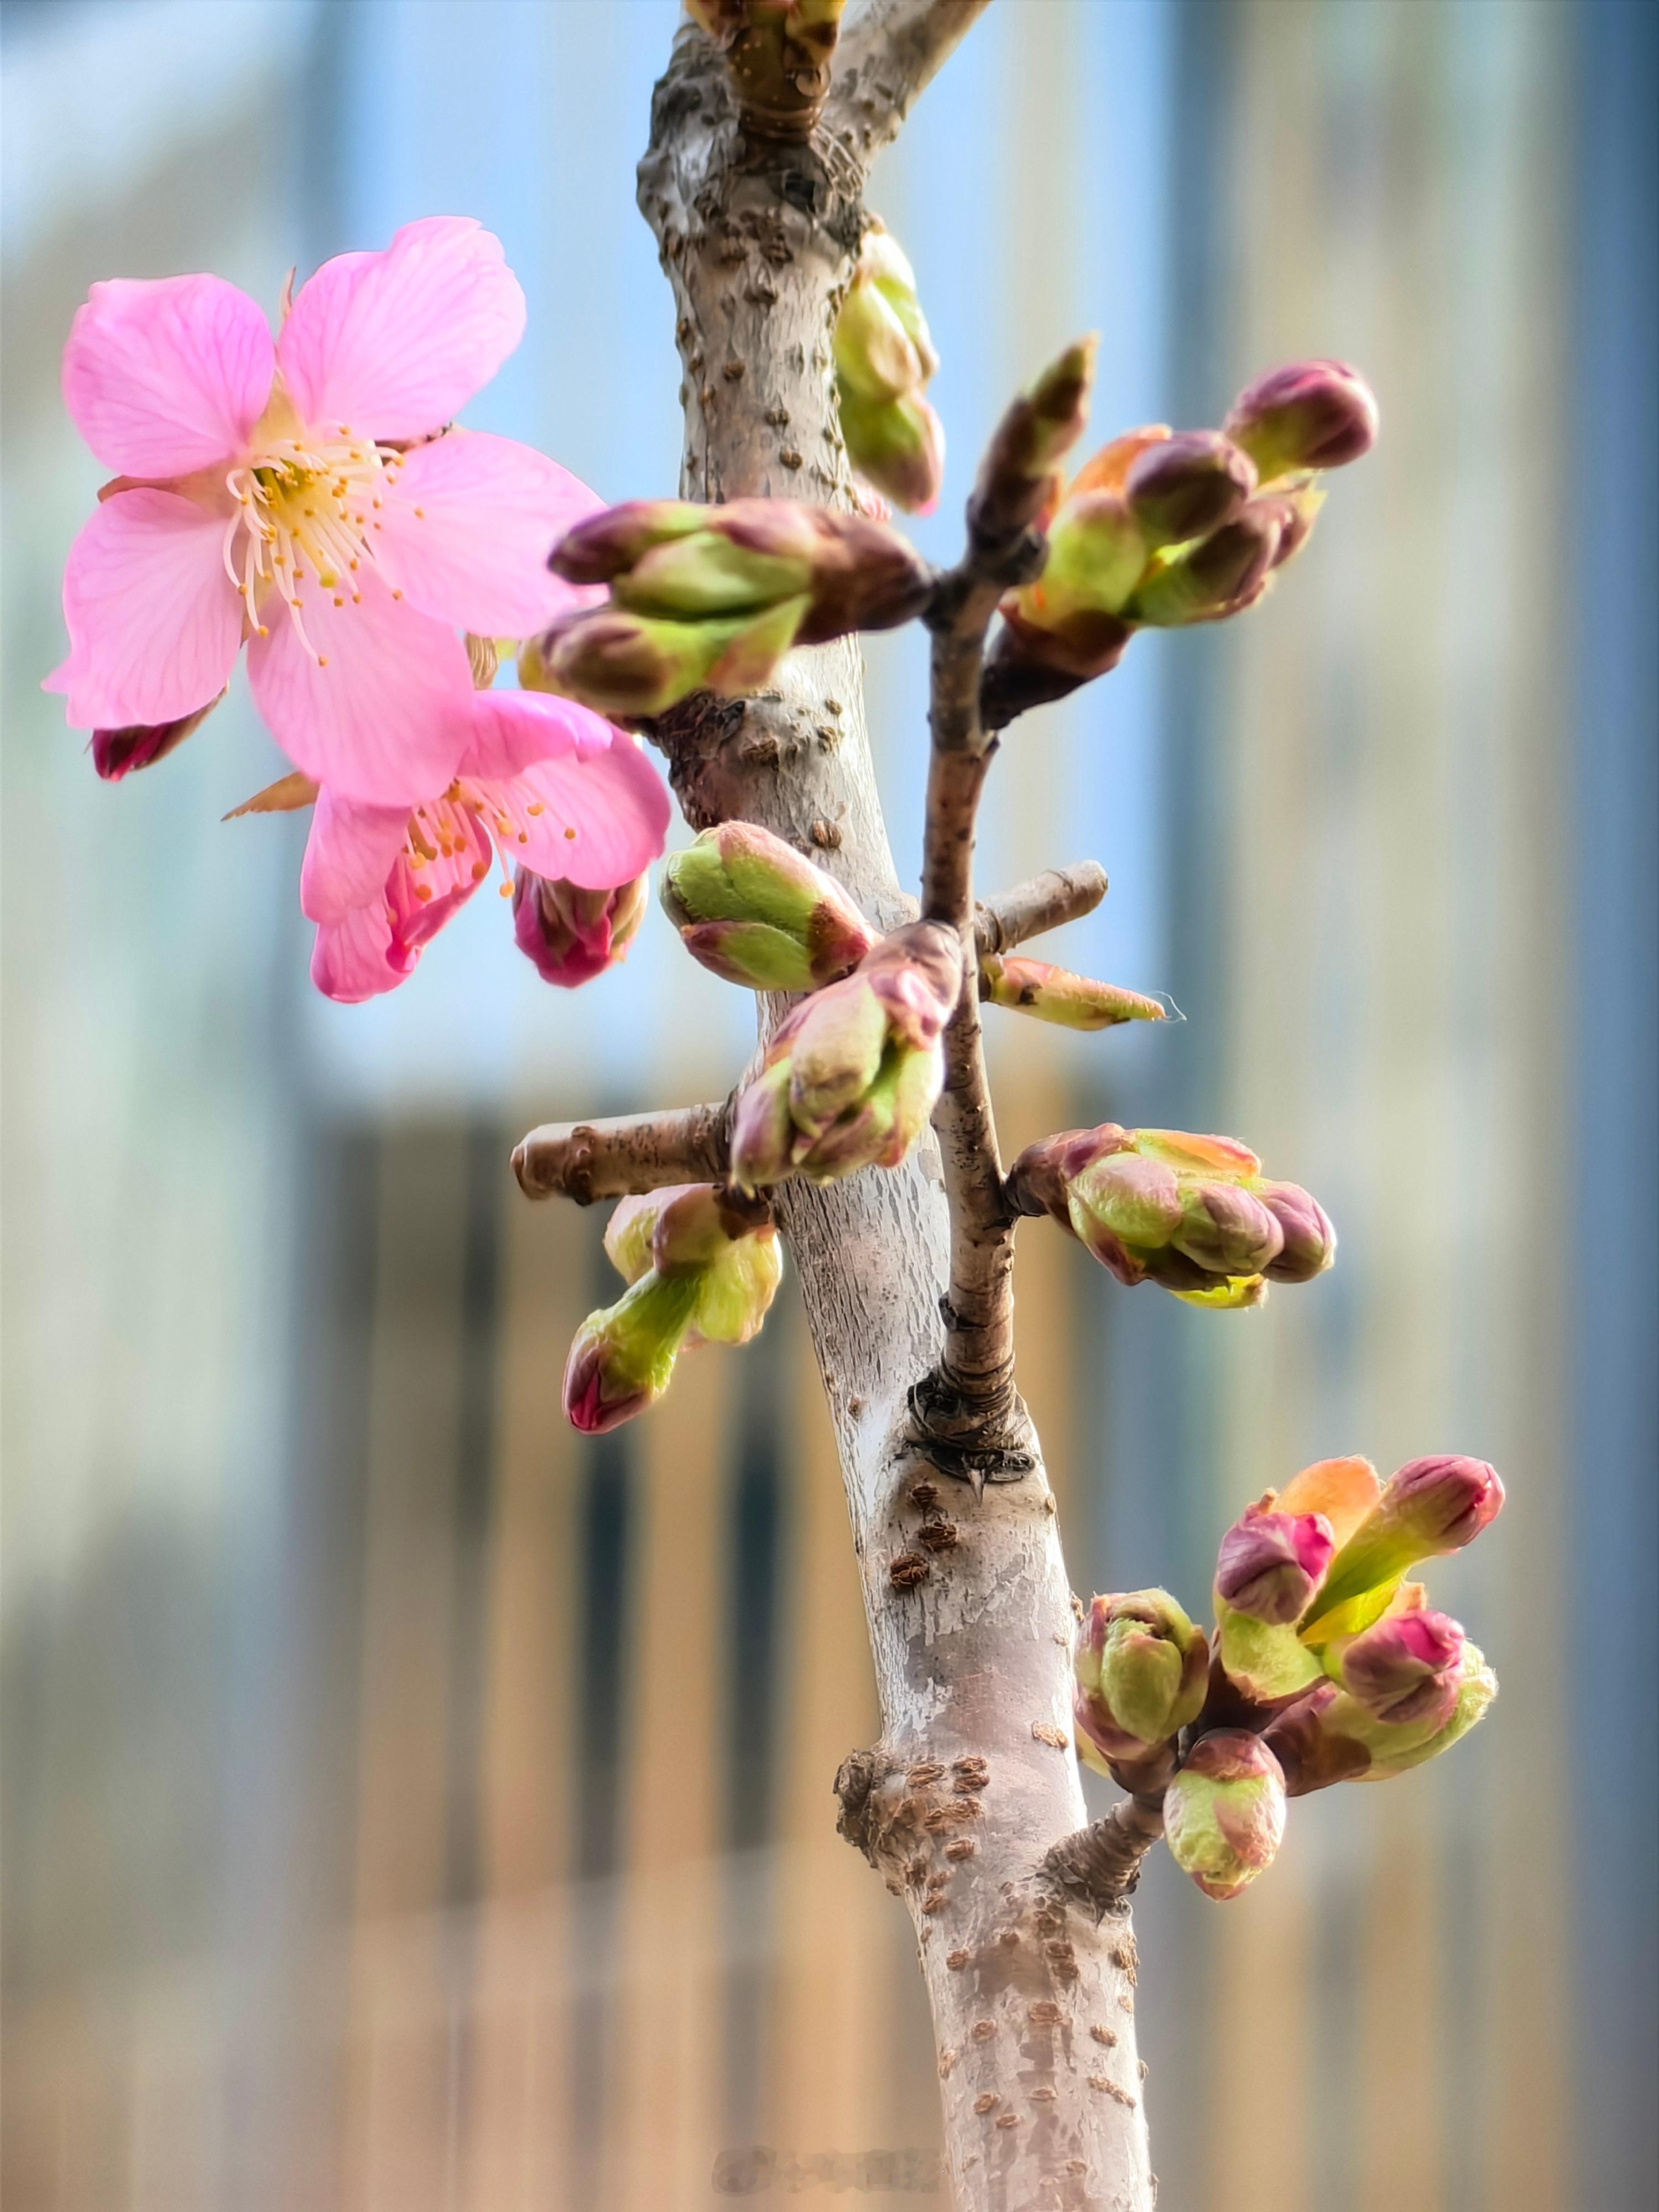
xmin=974 ymin=860 xmax=1108 ymax=957
xmin=1042 ymin=1794 xmax=1167 ymax=1913
xmin=512 ymin=1103 xmax=731 ymax=1203
xmin=827 ymin=0 xmax=993 ymax=156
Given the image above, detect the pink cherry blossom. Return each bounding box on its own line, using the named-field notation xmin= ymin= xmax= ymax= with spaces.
xmin=299 ymin=687 xmax=670 ymax=1003
xmin=46 ymin=218 xmax=601 ymax=803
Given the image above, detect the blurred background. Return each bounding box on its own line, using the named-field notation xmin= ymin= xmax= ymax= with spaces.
xmin=3 ymin=1 xmax=1654 ymax=2206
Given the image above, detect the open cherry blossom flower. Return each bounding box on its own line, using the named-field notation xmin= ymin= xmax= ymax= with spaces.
xmin=47 ymin=217 xmax=601 ymax=802
xmin=298 ymin=687 xmax=670 ymax=1003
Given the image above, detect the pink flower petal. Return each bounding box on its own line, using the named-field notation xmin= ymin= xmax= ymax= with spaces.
xmin=278 ymin=217 xmax=525 ymax=443
xmin=513 ymin=732 xmax=671 ymax=889
xmin=246 ymin=564 xmax=472 ymax=803
xmin=458 ymin=687 xmax=617 ymax=781
xmin=45 ymin=489 xmax=243 ymax=729
xmin=310 ymin=902 xmax=403 ymax=1003
xmin=299 ymin=787 xmax=410 ymax=924
xmin=62 ymin=274 xmax=274 ymax=477
xmin=375 ymin=430 xmax=605 ymax=635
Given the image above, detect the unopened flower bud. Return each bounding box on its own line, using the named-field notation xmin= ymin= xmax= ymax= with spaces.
xmin=1301 ymin=1456 xmax=1505 ymax=1640
xmin=1008 ymin=1123 xmax=1329 ymax=1312
xmin=513 ymin=868 xmax=648 ymax=987
xmin=729 ymin=923 xmax=959 ymax=1191
xmin=1266 ymin=1644 xmax=1496 ymax=1794
xmin=1163 ymin=1732 xmax=1287 ymax=1901
xmin=1216 ymin=1501 xmax=1335 ymax=1626
xmin=1329 ymin=1604 xmax=1466 ymax=1731
xmin=971 ymin=337 xmax=1098 ymax=542
xmin=1255 ymin=1180 xmax=1337 ymax=1282
xmin=1258 ymin=481 xmax=1326 ymax=569
xmin=604 ymin=1182 xmax=782 ymax=1347
xmin=1126 ymin=503 xmax=1284 ymax=627
xmin=542 ymin=500 xmax=933 ymax=714
xmin=1073 ymin=1590 xmax=1209 ymax=1770
xmin=1170 ymin=1180 xmax=1285 ymax=1276
xmin=563 ymin=1271 xmax=702 ymax=1434
xmin=979 ymin=954 xmax=1165 ymax=1031
xmin=661 ymin=821 xmax=874 ymax=990
xmin=1223 ymin=358 xmax=1379 ymax=481
xmin=838 ymin=386 xmax=945 ymax=516
xmin=1123 ymin=430 xmax=1256 ymax=549
xmin=92 ymin=689 xmax=225 ymax=780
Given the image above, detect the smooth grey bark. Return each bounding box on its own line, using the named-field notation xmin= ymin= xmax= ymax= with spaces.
xmin=631 ymin=15 xmax=1155 ymax=2206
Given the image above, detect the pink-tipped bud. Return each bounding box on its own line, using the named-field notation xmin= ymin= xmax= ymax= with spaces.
xmin=604 ymin=1183 xmax=782 ymax=1349
xmin=661 ymin=821 xmax=875 ymax=991
xmin=1223 ymin=358 xmax=1379 ymax=481
xmin=1123 ymin=430 xmax=1256 ymax=550
xmin=971 ymin=337 xmax=1098 ymax=541
xmin=92 ymin=690 xmax=225 ymax=780
xmin=728 ymin=923 xmax=959 ymax=1192
xmin=1254 ymin=1180 xmax=1337 ymax=1282
xmin=1170 ymin=1180 xmax=1285 ymax=1276
xmin=1266 ymin=1642 xmax=1497 ymax=1795
xmin=1303 ymin=1457 xmax=1505 ymax=1635
xmin=834 ymin=223 xmax=941 ymax=513
xmin=1073 ymin=1590 xmax=1209 ymax=1769
xmin=838 ymin=387 xmax=945 ymax=517
xmin=1215 ymin=1501 xmax=1335 ymax=1626
xmin=513 ymin=869 xmax=648 ymax=987
xmin=562 ymin=1271 xmax=702 ymax=1435
xmin=1163 ymin=1731 xmax=1287 ymax=1901
xmin=979 ymin=954 xmax=1165 ymax=1031
xmin=1333 ymin=1606 xmax=1466 ymax=1731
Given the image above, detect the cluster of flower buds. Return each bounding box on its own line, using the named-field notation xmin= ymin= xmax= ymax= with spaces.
xmin=1073 ymin=1590 xmax=1209 ymax=1788
xmin=563 ymin=1182 xmax=781 ymax=1434
xmin=660 ymin=821 xmax=877 ymax=989
xmin=512 ymin=868 xmax=649 ymax=987
xmin=524 ymin=500 xmax=934 ymax=719
xmin=1071 ymin=1452 xmax=1503 ymax=1901
xmin=1211 ymin=1452 xmax=1503 ymax=1705
xmin=834 ymin=224 xmax=945 ymax=515
xmin=729 ymin=922 xmax=961 ymax=1191
xmin=983 ymin=358 xmax=1378 ymax=725
xmin=1008 ymin=1124 xmax=1334 ymax=1308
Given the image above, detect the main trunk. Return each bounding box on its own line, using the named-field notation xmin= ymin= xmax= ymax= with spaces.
xmin=637 ymin=33 xmax=1154 ymax=2208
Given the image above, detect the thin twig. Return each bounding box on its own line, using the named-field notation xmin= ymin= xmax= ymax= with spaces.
xmin=512 ymin=1104 xmax=731 ymax=1204
xmin=1042 ymin=1795 xmax=1167 ymax=1913
xmin=975 ymin=860 xmax=1108 ymax=957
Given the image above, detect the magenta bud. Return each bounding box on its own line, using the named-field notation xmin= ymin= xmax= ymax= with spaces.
xmin=1123 ymin=430 xmax=1256 ymax=549
xmin=91 ymin=689 xmax=225 ymax=780
xmin=513 ymin=868 xmax=648 ymax=987
xmin=1215 ymin=1501 xmax=1335 ymax=1626
xmin=1170 ymin=1180 xmax=1285 ymax=1276
xmin=1335 ymin=1607 xmax=1466 ymax=1730
xmin=1163 ymin=1731 xmax=1288 ymax=1901
xmin=1254 ymin=1180 xmax=1337 ymax=1282
xmin=1224 ymin=358 xmax=1379 ymax=479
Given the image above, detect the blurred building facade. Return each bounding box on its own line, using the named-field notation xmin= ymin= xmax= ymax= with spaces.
xmin=3 ymin=4 xmax=1653 ymax=2209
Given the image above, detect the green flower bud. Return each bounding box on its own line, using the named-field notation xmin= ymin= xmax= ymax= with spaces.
xmin=979 ymin=953 xmax=1166 ymax=1030
xmin=1163 ymin=1732 xmax=1288 ymax=1901
xmin=603 ymin=1182 xmax=782 ymax=1348
xmin=1073 ymin=1590 xmax=1209 ymax=1770
xmin=661 ymin=821 xmax=875 ymax=991
xmin=564 ymin=1271 xmax=702 ymax=1434
xmin=1126 ymin=503 xmax=1284 ymax=627
xmin=834 ymin=226 xmax=938 ymax=405
xmin=838 ymin=386 xmax=946 ymax=516
xmin=971 ymin=336 xmax=1098 ymax=542
xmin=728 ymin=923 xmax=959 ymax=1191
